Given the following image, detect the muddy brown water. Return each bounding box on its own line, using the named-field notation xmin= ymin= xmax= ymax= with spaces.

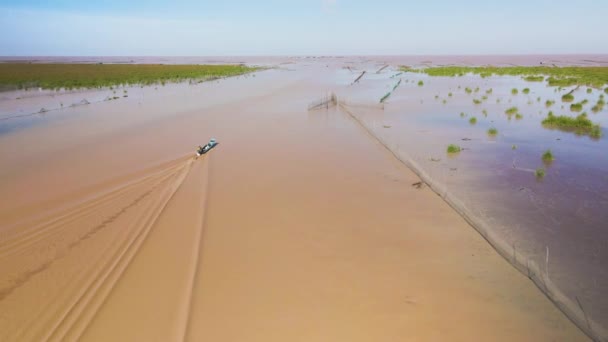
xmin=0 ymin=56 xmax=603 ymax=341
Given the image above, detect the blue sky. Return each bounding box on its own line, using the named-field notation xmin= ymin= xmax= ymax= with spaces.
xmin=1 ymin=0 xmax=606 ymax=56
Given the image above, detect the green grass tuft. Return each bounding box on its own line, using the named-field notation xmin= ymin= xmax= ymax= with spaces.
xmin=535 ymin=168 xmax=546 ymax=179
xmin=473 ymin=98 xmax=482 ymax=105
xmin=512 ymin=88 xmax=519 ymax=95
xmin=546 ymin=100 xmax=555 ymax=107
xmin=587 ymin=88 xmax=593 ymax=94
xmin=522 ymin=88 xmax=530 ymax=94
xmin=469 ymin=117 xmax=477 ymax=124
xmin=447 ymin=144 xmax=462 ymax=153
xmin=542 ymin=150 xmax=555 ymax=163
xmin=505 ymin=106 xmax=518 ymax=115
xmin=515 ymin=113 xmax=523 ymax=120
xmin=487 ymin=127 xmax=498 ymax=136
xmin=465 ymin=87 xmax=472 ymax=94
xmin=562 ymin=93 xmax=574 ymax=102
xmin=570 ymin=102 xmax=583 ymax=112
xmin=542 ymin=112 xmax=602 ymax=138
xmin=418 ymin=80 xmax=424 ymax=86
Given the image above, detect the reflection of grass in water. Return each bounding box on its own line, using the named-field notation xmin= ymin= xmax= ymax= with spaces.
xmin=537 ymin=96 xmax=541 ymax=102
xmin=482 ymin=109 xmax=488 ymax=116
xmin=408 ymin=66 xmax=608 ymax=88
xmin=535 ymin=168 xmax=546 ymax=179
xmin=512 ymin=145 xmax=517 ymax=150
xmin=522 ymin=88 xmax=530 ymax=94
xmin=460 ymin=112 xmax=466 ymax=118
xmin=474 ymin=87 xmax=480 ymax=93
xmin=542 ymin=112 xmax=602 ymax=138
xmin=435 ymin=95 xmax=439 ymax=100
xmin=505 ymin=106 xmax=518 ymax=115
xmin=512 ymin=88 xmax=519 ymax=95
xmin=562 ymin=93 xmax=574 ymax=102
xmin=469 ymin=117 xmax=477 ymax=124
xmin=473 ymin=99 xmax=482 ymax=105
xmin=442 ymin=99 xmax=447 ymax=104
xmin=447 ymin=144 xmax=462 ymax=153
xmin=542 ymin=149 xmax=555 ymax=164
xmin=487 ymin=127 xmax=498 ymax=136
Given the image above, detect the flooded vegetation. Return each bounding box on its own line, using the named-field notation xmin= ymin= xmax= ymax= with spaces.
xmin=0 ymin=63 xmax=258 ymax=90
xmin=350 ymin=61 xmax=608 ymax=340
xmin=541 ymin=112 xmax=602 ymax=138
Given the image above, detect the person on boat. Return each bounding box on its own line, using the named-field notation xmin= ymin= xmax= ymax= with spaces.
xmin=197 ymin=138 xmax=218 ymax=156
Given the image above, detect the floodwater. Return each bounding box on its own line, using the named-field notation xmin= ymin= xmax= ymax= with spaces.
xmin=336 ymin=66 xmax=608 ymax=338
xmin=0 ymin=55 xmax=606 ymax=341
